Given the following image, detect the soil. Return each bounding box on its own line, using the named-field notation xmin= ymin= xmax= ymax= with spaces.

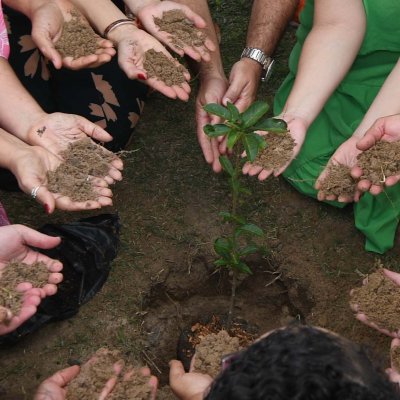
xmin=253 ymin=132 xmax=295 ymax=172
xmin=391 ymin=345 xmax=400 ymax=373
xmin=154 ymin=9 xmax=207 ymax=50
xmin=143 ymin=49 xmax=186 ymax=87
xmin=0 ymin=261 xmax=49 ymax=320
xmin=194 ymin=330 xmax=241 ymax=378
xmin=55 ymin=10 xmax=99 ymax=59
xmin=107 ymin=372 xmax=152 ymax=400
xmin=357 ymin=141 xmax=400 ymax=186
xmin=47 ymin=138 xmax=116 ymax=202
xmin=350 ymin=270 xmax=400 ymax=333
xmin=319 ymin=164 xmax=357 ymax=198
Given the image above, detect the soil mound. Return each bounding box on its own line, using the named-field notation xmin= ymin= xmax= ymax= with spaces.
xmin=56 ymin=10 xmax=99 ymax=59
xmin=351 ymin=270 xmax=400 ymax=333
xmin=319 ymin=164 xmax=356 ymax=198
xmin=47 ymin=138 xmax=116 ymax=202
xmin=357 ymin=141 xmax=400 ymax=186
xmin=143 ymin=49 xmax=186 ymax=87
xmin=0 ymin=261 xmax=50 ymax=320
xmin=253 ymin=132 xmax=295 ymax=172
xmin=154 ymin=9 xmax=207 ymax=49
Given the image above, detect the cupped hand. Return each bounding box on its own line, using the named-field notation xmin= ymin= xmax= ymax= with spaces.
xmin=116 ymin=27 xmax=191 ymax=101
xmin=242 ymin=113 xmax=308 ymax=180
xmin=387 ymin=338 xmax=400 ymax=386
xmin=136 ymin=0 xmax=215 ymax=62
xmin=169 ymin=360 xmax=213 ymax=400
xmin=0 ymin=225 xmax=63 ymax=335
xmin=196 ymin=75 xmax=229 ymax=172
xmin=315 ymin=135 xmax=362 ymax=203
xmin=350 ymin=269 xmax=400 ymax=337
xmin=352 ymin=115 xmax=400 ymax=196
xmin=31 ymin=0 xmax=115 ymax=70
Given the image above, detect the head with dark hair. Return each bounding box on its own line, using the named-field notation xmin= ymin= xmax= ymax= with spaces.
xmin=205 ymin=325 xmax=399 ymax=400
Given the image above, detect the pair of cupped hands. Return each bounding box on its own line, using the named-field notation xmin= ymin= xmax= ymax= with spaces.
xmin=31 ymin=0 xmax=215 ymax=101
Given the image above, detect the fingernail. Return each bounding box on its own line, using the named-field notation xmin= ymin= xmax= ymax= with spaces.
xmin=44 ymin=204 xmax=50 ymax=214
xmin=138 ymin=73 xmax=147 ymax=80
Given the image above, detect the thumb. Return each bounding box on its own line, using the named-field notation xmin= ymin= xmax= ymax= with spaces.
xmin=32 ymin=29 xmax=63 ymax=69
xmin=35 ymin=186 xmax=56 ymax=214
xmin=222 ymin=82 xmax=242 ymax=108
xmin=169 ymin=360 xmax=185 ymax=383
xmin=14 ymin=225 xmax=61 ymax=250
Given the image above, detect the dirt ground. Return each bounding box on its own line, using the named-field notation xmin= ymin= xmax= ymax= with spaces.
xmin=1 ymin=1 xmax=399 ymax=398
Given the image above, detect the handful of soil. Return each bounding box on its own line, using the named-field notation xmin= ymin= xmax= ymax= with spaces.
xmin=56 ymin=10 xmax=99 ymax=59
xmin=350 ymin=270 xmax=400 ymax=333
xmin=153 ymin=9 xmax=207 ymax=50
xmin=0 ymin=261 xmax=50 ymax=322
xmin=47 ymin=138 xmax=116 ymax=202
xmin=143 ymin=49 xmax=186 ymax=87
xmin=194 ymin=330 xmax=241 ymax=378
xmin=253 ymin=132 xmax=295 ymax=173
xmin=357 ymin=141 xmax=400 ymax=186
xmin=318 ymin=164 xmax=357 ymax=198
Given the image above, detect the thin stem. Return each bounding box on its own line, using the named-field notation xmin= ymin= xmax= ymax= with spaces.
xmin=227 ymin=270 xmax=237 ymax=327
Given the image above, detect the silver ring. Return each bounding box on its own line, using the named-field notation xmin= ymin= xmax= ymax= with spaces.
xmin=30 ymin=186 xmax=41 ymax=199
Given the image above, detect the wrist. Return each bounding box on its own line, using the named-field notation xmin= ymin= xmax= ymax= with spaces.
xmin=106 ymin=23 xmax=139 ymax=44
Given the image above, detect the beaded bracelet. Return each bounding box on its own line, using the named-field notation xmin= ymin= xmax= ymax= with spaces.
xmin=103 ymin=18 xmax=137 ymax=38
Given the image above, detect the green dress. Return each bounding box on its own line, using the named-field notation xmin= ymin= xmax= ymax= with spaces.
xmin=274 ymin=0 xmax=400 ymax=253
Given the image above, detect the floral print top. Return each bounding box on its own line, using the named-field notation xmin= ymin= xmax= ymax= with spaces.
xmin=0 ymin=1 xmax=10 ymax=59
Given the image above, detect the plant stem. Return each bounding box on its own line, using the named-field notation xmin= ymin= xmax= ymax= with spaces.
xmin=227 ymin=270 xmax=237 ymax=327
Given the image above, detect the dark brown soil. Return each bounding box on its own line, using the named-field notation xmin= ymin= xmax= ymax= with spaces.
xmin=319 ymin=164 xmax=357 ymax=198
xmin=143 ymin=49 xmax=186 ymax=87
xmin=56 ymin=10 xmax=99 ymax=59
xmin=253 ymin=132 xmax=295 ymax=172
xmin=47 ymin=138 xmax=116 ymax=202
xmin=0 ymin=261 xmax=49 ymax=320
xmin=391 ymin=345 xmax=400 ymax=372
xmin=350 ymin=270 xmax=400 ymax=333
xmin=357 ymin=141 xmax=400 ymax=186
xmin=194 ymin=330 xmax=241 ymax=378
xmin=154 ymin=9 xmax=207 ymax=50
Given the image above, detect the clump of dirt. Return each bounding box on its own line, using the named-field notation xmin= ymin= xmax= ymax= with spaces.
xmin=107 ymin=373 xmax=152 ymax=400
xmin=318 ymin=164 xmax=357 ymax=198
xmin=253 ymin=132 xmax=295 ymax=173
xmin=350 ymin=270 xmax=400 ymax=333
xmin=154 ymin=9 xmax=207 ymax=49
xmin=391 ymin=345 xmax=400 ymax=373
xmin=357 ymin=141 xmax=400 ymax=186
xmin=143 ymin=49 xmax=186 ymax=87
xmin=56 ymin=10 xmax=99 ymax=59
xmin=0 ymin=261 xmax=50 ymax=321
xmin=47 ymin=138 xmax=116 ymax=202
xmin=194 ymin=330 xmax=241 ymax=378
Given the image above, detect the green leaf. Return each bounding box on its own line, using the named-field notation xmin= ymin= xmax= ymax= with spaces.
xmin=226 ymin=102 xmax=240 ymax=122
xmin=236 ymin=261 xmax=253 ymax=275
xmin=219 ymin=155 xmax=235 ymax=176
xmin=237 ymin=224 xmax=264 ymax=237
xmin=253 ymin=117 xmax=288 ymax=132
xmin=240 ymin=245 xmax=260 ymax=256
xmin=214 ymin=238 xmax=232 ymax=258
xmin=227 ymin=130 xmax=240 ymax=150
xmin=219 ymin=211 xmax=246 ymax=225
xmin=203 ymin=103 xmax=231 ymax=120
xmin=214 ymin=259 xmax=228 ymax=267
xmin=243 ymin=133 xmax=261 ymax=162
xmin=241 ymin=101 xmax=269 ymax=128
xmin=203 ymin=124 xmax=231 ymax=138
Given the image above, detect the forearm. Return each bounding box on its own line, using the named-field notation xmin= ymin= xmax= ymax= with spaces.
xmin=283 ymin=0 xmax=365 ymax=126
xmin=0 ymin=128 xmax=30 ymax=172
xmin=0 ymin=58 xmax=45 ymax=141
xmin=353 ymin=59 xmax=400 ymax=138
xmin=2 ymin=0 xmax=48 ymax=17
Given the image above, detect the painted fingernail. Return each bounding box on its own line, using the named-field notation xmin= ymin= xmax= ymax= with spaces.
xmin=44 ymin=204 xmax=50 ymax=214
xmin=138 ymin=73 xmax=147 ymax=80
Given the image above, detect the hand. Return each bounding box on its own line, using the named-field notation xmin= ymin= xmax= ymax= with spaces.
xmin=242 ymin=113 xmax=308 ymax=180
xmin=10 ymin=145 xmax=114 ymax=213
xmin=34 ymin=365 xmax=80 ymax=400
xmin=169 ymin=360 xmax=213 ymax=400
xmin=0 ymin=225 xmax=63 ymax=335
xmin=350 ymin=269 xmax=400 ymax=337
xmin=222 ymin=58 xmax=262 ymax=113
xmin=30 ymin=0 xmax=115 ymax=70
xmin=195 ymin=75 xmax=229 ymax=172
xmin=315 ymin=135 xmax=362 ymax=202
xmin=387 ymin=338 xmax=400 ymax=386
xmin=135 ymin=0 xmax=215 ymax=62
xmin=114 ymin=26 xmax=191 ymax=101
xmin=352 ymin=115 xmax=400 ymax=195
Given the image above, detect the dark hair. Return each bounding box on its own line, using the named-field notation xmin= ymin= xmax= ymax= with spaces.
xmin=205 ymin=325 xmax=399 ymax=400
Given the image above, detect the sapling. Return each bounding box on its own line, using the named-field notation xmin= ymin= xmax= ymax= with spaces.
xmin=203 ymin=101 xmax=287 ymax=326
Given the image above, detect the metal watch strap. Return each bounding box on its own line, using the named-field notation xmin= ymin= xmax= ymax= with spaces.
xmin=240 ymin=47 xmax=274 ymax=82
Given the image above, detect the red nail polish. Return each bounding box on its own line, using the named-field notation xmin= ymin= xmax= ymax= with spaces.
xmin=138 ymin=73 xmax=147 ymax=80
xmin=44 ymin=204 xmax=50 ymax=214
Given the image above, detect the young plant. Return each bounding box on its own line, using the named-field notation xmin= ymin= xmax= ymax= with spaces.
xmin=203 ymin=100 xmax=287 ymax=325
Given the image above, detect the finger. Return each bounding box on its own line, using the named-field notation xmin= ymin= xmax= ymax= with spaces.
xmin=247 ymin=165 xmax=263 ymax=176
xmin=14 ymin=225 xmax=61 ymax=250
xmin=351 ymin=165 xmax=363 ymax=179
xmin=96 ymin=196 xmax=113 ymax=207
xmin=47 ymin=365 xmax=81 ymax=387
xmin=386 ymin=175 xmax=400 ymax=187
xmin=98 ymin=360 xmax=124 ymax=400
xmin=35 ymin=186 xmax=57 ymax=214
xmin=356 ymin=130 xmax=380 ymax=151
xmin=105 ymin=167 xmax=122 ymax=182
xmin=357 ymin=179 xmax=372 ymax=192
xmin=383 ymin=269 xmax=400 ymax=286
xmin=169 ymin=360 xmax=185 ymax=383
xmin=62 ymin=55 xmax=99 ymax=70
xmin=370 ymin=184 xmax=383 ymax=196
xmin=41 ymin=283 xmax=58 ymax=296
xmin=48 ymin=272 xmax=63 ymax=285
xmin=111 ymin=157 xmax=124 ymax=171
xmin=77 ymin=117 xmax=113 ymax=142
xmin=179 ymin=6 xmax=206 ymax=28
xmin=222 ymin=82 xmax=242 ymax=108
xmin=338 ymin=195 xmax=353 ymax=203
xmin=33 ymin=34 xmax=63 ymax=70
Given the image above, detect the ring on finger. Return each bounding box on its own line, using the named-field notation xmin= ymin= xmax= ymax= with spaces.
xmin=30 ymin=185 xmax=41 ymax=200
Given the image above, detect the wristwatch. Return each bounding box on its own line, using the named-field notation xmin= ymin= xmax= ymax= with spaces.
xmin=240 ymin=47 xmax=275 ymax=82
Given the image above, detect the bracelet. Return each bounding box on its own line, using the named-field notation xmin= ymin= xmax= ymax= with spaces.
xmin=103 ymin=18 xmax=136 ymax=38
